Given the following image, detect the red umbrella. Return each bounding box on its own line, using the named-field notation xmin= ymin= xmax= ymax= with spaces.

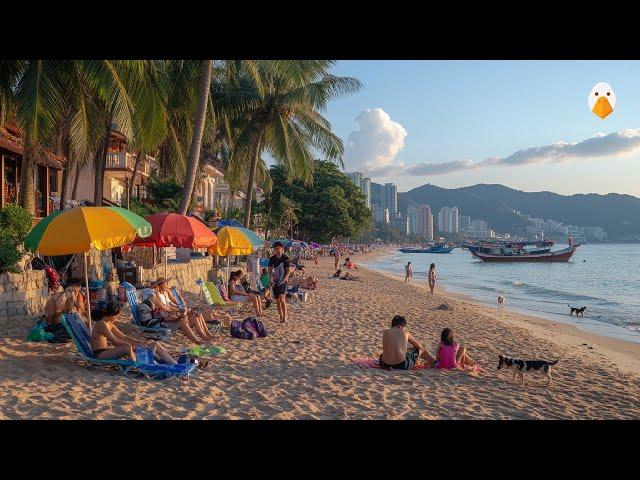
xmin=131 ymin=213 xmax=217 ymax=275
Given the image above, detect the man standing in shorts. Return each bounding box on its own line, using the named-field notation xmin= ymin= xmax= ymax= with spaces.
xmin=269 ymin=241 xmax=292 ymax=323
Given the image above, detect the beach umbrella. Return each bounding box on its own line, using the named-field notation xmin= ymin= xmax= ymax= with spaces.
xmin=24 ymin=206 xmax=152 ymax=332
xmin=131 ymin=213 xmax=217 ymax=276
xmin=216 ymin=219 xmax=243 ymax=228
xmin=208 ymin=226 xmax=263 ymax=284
xmin=309 ymin=242 xmax=321 ymax=249
xmin=285 ymin=240 xmax=308 ymax=249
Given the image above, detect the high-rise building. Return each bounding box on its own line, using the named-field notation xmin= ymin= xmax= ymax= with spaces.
xmin=370 ymin=182 xmax=383 ymax=207
xmin=347 ymin=172 xmax=362 ymax=188
xmin=391 ymin=213 xmax=409 ymax=235
xmin=451 ymin=207 xmax=459 ymax=233
xmin=361 ymin=177 xmax=371 ymax=209
xmin=373 ymin=205 xmax=390 ymax=223
xmin=438 ymin=206 xmax=459 ymax=233
xmin=406 ymin=204 xmax=417 ymax=235
xmin=417 ymin=205 xmax=434 ymax=240
xmin=383 ymin=183 xmax=398 ymax=214
xmin=459 ymin=215 xmax=471 ymax=231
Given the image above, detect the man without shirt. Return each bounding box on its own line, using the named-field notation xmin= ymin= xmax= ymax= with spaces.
xmin=380 ymin=315 xmax=435 ymax=369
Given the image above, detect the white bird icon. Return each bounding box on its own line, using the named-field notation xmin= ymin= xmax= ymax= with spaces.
xmin=588 ymin=82 xmax=616 ymax=119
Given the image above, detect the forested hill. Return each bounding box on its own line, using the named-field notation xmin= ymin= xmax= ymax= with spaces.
xmin=398 ymin=183 xmax=640 ymax=240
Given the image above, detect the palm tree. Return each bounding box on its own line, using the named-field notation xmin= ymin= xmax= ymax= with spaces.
xmin=279 ymin=194 xmax=300 ymax=239
xmin=177 ymin=60 xmax=213 ymax=215
xmin=223 ymin=61 xmax=362 ymax=228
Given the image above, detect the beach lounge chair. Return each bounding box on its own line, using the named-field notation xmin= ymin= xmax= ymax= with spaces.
xmin=121 ymin=282 xmax=174 ymax=341
xmin=61 ymin=313 xmax=197 ymax=379
xmin=197 ymin=280 xmax=252 ymax=314
xmin=171 ymin=286 xmax=186 ymax=310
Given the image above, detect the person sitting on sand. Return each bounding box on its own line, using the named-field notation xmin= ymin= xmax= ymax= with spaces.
xmin=91 ymin=301 xmax=177 ymax=364
xmin=229 ymin=270 xmax=264 ymax=316
xmin=435 ymin=328 xmax=475 ymax=369
xmin=332 ymin=269 xmax=342 ymax=278
xmin=343 ymin=257 xmax=358 ymax=270
xmin=44 ymin=278 xmax=86 ymax=326
xmin=380 ymin=315 xmax=435 ymax=369
xmin=164 ymin=282 xmax=232 ymax=327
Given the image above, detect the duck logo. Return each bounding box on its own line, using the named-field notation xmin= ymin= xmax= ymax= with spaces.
xmin=588 ymin=82 xmax=616 ymax=119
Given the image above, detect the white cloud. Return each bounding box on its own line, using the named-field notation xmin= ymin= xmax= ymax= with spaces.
xmin=344 ymin=108 xmax=407 ymax=176
xmin=405 ymin=129 xmax=640 ymax=176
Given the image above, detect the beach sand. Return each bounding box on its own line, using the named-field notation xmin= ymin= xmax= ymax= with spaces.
xmin=1 ymin=249 xmax=639 ymax=419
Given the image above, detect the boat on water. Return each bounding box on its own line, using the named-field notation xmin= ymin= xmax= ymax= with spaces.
xmin=399 ymin=244 xmax=455 ymax=254
xmin=469 ymin=240 xmax=579 ymax=262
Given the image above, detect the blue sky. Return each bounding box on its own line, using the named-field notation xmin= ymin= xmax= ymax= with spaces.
xmin=324 ymin=61 xmax=640 ymax=196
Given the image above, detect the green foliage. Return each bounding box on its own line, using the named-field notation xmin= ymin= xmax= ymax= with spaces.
xmin=262 ymin=161 xmax=372 ymax=243
xmin=129 ymin=177 xmax=184 ymax=217
xmin=0 ymin=205 xmax=33 ymax=273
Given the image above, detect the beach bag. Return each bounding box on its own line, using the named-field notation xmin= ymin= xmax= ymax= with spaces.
xmin=27 ymin=319 xmax=54 ymax=342
xmin=230 ymin=320 xmax=254 ymax=340
xmin=44 ymin=264 xmax=61 ymax=292
xmin=135 ymin=345 xmax=155 ymax=364
xmin=242 ymin=317 xmax=268 ymax=338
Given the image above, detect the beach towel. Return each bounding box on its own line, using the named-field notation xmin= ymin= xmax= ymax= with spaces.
xmin=351 ymin=356 xmax=431 ymax=370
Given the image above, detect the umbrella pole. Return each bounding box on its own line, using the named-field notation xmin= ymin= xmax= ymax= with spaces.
xmin=164 ymin=247 xmax=167 ymax=278
xmin=227 ymin=254 xmax=230 ymax=287
xmin=84 ymin=251 xmax=92 ymax=334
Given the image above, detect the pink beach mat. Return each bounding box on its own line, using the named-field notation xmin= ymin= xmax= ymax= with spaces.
xmin=351 ymin=356 xmax=431 ymax=370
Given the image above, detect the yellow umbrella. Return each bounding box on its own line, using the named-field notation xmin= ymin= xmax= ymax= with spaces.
xmin=207 ymin=226 xmax=260 ymax=285
xmin=24 ymin=207 xmax=152 ymax=332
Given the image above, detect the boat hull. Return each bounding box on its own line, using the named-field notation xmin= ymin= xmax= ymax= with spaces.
xmin=470 ymin=246 xmax=578 ymax=262
xmin=399 ymin=247 xmax=454 ymax=254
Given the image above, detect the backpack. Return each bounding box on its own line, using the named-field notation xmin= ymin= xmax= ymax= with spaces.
xmin=230 ymin=317 xmax=268 ymax=340
xmin=44 ymin=264 xmax=61 ymax=292
xmin=242 ymin=317 xmax=268 ymax=338
xmin=230 ymin=320 xmax=254 ymax=340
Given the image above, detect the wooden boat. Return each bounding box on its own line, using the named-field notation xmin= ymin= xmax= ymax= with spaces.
xmin=470 ymin=244 xmax=579 ymax=262
xmin=399 ymin=244 xmax=455 ymax=254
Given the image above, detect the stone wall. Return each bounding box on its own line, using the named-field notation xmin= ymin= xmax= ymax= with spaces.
xmin=138 ymin=257 xmax=216 ymax=294
xmin=69 ymin=248 xmax=114 ymax=281
xmin=0 ymin=270 xmax=49 ymax=330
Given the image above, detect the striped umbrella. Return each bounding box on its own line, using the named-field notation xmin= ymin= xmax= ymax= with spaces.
xmin=24 ymin=206 xmax=152 ymax=332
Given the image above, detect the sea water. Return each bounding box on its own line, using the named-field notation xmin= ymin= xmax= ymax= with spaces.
xmin=362 ymin=244 xmax=640 ymax=344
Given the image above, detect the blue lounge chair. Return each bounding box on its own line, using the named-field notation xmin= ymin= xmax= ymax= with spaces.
xmin=121 ymin=282 xmax=173 ymax=341
xmin=171 ymin=286 xmax=186 ymax=310
xmin=61 ymin=313 xmax=197 ymax=379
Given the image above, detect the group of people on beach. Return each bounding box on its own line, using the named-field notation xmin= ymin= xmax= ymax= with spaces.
xmin=380 ymin=315 xmax=475 ymax=370
xmin=405 ymin=262 xmax=437 ymax=294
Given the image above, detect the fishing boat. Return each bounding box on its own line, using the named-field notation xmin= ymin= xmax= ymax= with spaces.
xmin=399 ymin=244 xmax=455 ymax=254
xmin=469 ymin=240 xmax=579 ymax=262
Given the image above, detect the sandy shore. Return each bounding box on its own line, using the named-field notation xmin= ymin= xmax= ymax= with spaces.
xmin=1 ymin=248 xmax=639 ymax=419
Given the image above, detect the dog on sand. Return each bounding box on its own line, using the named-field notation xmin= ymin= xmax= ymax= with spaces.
xmin=497 ymin=355 xmax=558 ymax=386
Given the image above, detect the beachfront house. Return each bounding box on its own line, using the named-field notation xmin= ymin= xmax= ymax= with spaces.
xmin=1 ymin=123 xmax=66 ymax=218
xmin=71 ymin=129 xmax=157 ymax=206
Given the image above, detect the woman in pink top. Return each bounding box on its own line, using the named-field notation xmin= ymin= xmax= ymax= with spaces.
xmin=435 ymin=328 xmax=475 ymax=369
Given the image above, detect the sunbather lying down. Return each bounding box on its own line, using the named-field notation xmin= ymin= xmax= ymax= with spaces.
xmin=289 ymin=275 xmax=318 ymax=290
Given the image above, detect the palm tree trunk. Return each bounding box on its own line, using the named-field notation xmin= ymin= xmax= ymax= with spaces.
xmin=18 ymin=138 xmax=36 ymax=215
xmin=59 ymin=137 xmax=73 ymax=210
xmin=93 ymin=122 xmax=111 ymax=206
xmin=178 ymin=60 xmax=213 ymax=215
xmin=127 ymin=150 xmax=143 ymax=207
xmin=243 ymin=129 xmax=265 ymax=228
xmin=71 ymin=157 xmax=81 ymax=200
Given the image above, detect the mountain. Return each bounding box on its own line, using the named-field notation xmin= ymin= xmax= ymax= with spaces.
xmin=397 ymin=184 xmax=640 ymax=240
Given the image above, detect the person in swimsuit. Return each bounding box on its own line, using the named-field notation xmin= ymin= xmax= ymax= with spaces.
xmin=380 ymin=315 xmax=435 ymax=369
xmin=405 ymin=262 xmax=413 ymax=283
xmin=428 ymin=263 xmax=437 ymax=294
xmin=90 ymin=302 xmax=177 ymax=364
xmin=43 ymin=278 xmax=86 ymax=326
xmin=159 ymin=278 xmax=231 ymax=327
xmin=435 ymin=328 xmax=475 ymax=369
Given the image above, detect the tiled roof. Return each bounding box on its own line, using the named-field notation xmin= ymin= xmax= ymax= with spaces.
xmin=0 ymin=126 xmax=66 ymax=169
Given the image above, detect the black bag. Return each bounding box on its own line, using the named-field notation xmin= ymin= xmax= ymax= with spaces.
xmin=44 ymin=322 xmax=70 ymax=344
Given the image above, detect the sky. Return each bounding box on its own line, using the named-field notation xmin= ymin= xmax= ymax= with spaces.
xmin=323 ymin=61 xmax=640 ymax=196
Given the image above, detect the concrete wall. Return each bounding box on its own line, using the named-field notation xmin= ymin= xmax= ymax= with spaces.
xmin=0 ymin=270 xmax=49 ymax=330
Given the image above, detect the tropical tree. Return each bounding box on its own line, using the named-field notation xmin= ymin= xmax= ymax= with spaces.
xmin=177 ymin=60 xmax=213 ymax=215
xmin=219 ymin=61 xmax=362 ymax=228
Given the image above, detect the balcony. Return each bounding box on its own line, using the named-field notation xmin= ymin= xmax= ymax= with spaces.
xmin=105 ymin=152 xmax=157 ymax=177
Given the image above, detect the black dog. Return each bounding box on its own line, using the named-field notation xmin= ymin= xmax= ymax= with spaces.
xmin=568 ymin=305 xmax=587 ymax=317
xmin=497 ymin=355 xmax=558 ymax=385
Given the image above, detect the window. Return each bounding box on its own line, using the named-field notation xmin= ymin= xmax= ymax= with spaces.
xmin=49 ymin=169 xmax=59 ymax=193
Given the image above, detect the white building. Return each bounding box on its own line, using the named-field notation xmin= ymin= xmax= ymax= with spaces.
xmin=373 ymin=205 xmax=390 ymax=223
xmin=417 ymin=205 xmax=434 ymax=240
xmin=383 ymin=183 xmax=398 ymax=215
xmin=438 ymin=206 xmax=459 ymax=233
